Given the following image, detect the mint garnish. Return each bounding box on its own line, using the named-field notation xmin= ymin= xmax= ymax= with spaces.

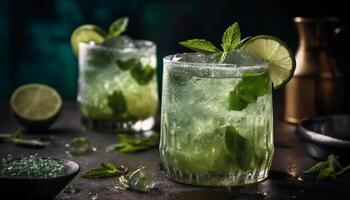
xmin=108 ymin=17 xmax=129 ymax=38
xmin=179 ymin=39 xmax=220 ymax=53
xmin=221 ymin=22 xmax=241 ymax=52
xmin=179 ymin=22 xmax=251 ymax=62
xmin=228 ymin=72 xmax=270 ymax=111
xmin=82 ymin=162 xmax=128 ymax=179
xmin=107 ymin=90 xmax=127 ymax=117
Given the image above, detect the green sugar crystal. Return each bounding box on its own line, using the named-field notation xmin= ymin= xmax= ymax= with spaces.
xmin=0 ymin=154 xmax=66 ymax=179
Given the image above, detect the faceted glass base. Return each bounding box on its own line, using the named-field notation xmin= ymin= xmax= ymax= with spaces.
xmin=162 ymin=163 xmax=269 ymax=187
xmin=81 ymin=117 xmax=155 ymax=132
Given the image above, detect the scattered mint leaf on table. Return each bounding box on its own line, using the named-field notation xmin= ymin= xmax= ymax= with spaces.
xmin=82 ymin=162 xmax=128 ymax=179
xmin=303 ymin=154 xmax=350 ymax=181
xmin=106 ymin=134 xmax=159 ymax=153
xmin=0 ymin=129 xmax=49 ymax=147
xmin=108 ymin=17 xmax=129 ymax=38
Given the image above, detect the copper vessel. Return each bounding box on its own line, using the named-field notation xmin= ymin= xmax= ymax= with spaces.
xmin=284 ymin=17 xmax=344 ymax=124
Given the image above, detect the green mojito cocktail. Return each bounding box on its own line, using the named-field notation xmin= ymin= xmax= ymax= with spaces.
xmin=160 ymin=22 xmax=295 ymax=186
xmin=72 ymin=18 xmax=158 ymax=132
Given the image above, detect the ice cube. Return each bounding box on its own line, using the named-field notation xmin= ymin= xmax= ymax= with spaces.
xmin=101 ymin=35 xmax=136 ymax=49
xmin=174 ymin=52 xmax=213 ymax=63
xmin=128 ymin=167 xmax=155 ymax=192
xmin=221 ymin=49 xmax=264 ymax=66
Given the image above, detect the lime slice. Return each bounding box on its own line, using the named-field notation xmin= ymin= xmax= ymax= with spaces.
xmin=242 ymin=35 xmax=296 ymax=89
xmin=70 ymin=24 xmax=107 ymax=56
xmin=10 ymin=84 xmax=62 ymax=129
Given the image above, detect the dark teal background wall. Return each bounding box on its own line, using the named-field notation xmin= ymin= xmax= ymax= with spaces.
xmin=0 ymin=0 xmax=348 ymax=100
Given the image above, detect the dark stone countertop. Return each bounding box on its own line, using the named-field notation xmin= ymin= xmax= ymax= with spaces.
xmin=1 ymin=102 xmax=349 ymax=200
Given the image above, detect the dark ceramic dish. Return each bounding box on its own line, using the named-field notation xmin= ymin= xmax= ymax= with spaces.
xmin=297 ymin=115 xmax=350 ymax=160
xmin=0 ymin=158 xmax=80 ymax=200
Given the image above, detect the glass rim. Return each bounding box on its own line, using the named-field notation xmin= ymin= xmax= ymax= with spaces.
xmin=163 ymin=53 xmax=268 ymax=71
xmin=79 ymin=39 xmax=156 ymax=55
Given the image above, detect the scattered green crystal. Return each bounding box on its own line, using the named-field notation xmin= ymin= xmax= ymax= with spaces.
xmin=68 ymin=137 xmax=92 ymax=156
xmin=0 ymin=154 xmax=66 ymax=178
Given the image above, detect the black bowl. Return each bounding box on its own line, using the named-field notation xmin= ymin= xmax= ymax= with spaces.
xmin=297 ymin=115 xmax=350 ymax=160
xmin=0 ymin=158 xmax=80 ymax=200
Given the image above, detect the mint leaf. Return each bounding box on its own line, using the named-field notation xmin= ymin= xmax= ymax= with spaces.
xmin=303 ymin=161 xmax=328 ymax=174
xmin=221 ymin=22 xmax=241 ymax=52
xmin=225 ymin=125 xmax=252 ymax=170
xmin=106 ymin=134 xmax=159 ymax=153
xmin=116 ymin=58 xmax=139 ymax=70
xmin=82 ymin=168 xmax=115 ymax=178
xmin=101 ymin=162 xmax=117 ymax=171
xmin=130 ymin=64 xmax=155 ymax=85
xmin=179 ymin=39 xmax=220 ymax=53
xmin=11 ymin=138 xmax=48 ymax=147
xmin=108 ymin=90 xmax=127 ymax=116
xmin=303 ymin=154 xmax=350 ymax=181
xmin=109 ymin=17 xmax=129 ymax=38
xmin=82 ymin=163 xmax=128 ymax=179
xmin=228 ymin=72 xmax=270 ymax=111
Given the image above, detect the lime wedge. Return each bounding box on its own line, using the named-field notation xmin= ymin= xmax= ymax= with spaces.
xmin=10 ymin=84 xmax=62 ymax=129
xmin=70 ymin=24 xmax=107 ymax=56
xmin=242 ymin=35 xmax=296 ymax=89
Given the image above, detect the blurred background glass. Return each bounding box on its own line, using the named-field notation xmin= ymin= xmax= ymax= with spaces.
xmin=1 ymin=0 xmax=349 ymax=101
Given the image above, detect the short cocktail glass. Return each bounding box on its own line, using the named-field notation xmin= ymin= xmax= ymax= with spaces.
xmin=78 ymin=40 xmax=158 ymax=132
xmin=160 ymin=53 xmax=274 ymax=186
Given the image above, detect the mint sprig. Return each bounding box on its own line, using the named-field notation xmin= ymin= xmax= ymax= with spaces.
xmin=82 ymin=162 xmax=128 ymax=179
xmin=179 ymin=22 xmax=250 ymax=62
xmin=303 ymin=154 xmax=350 ymax=181
xmin=108 ymin=17 xmax=129 ymax=38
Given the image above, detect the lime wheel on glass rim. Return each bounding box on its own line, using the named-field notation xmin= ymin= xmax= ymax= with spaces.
xmin=10 ymin=83 xmax=62 ymax=129
xmin=70 ymin=24 xmax=107 ymax=56
xmin=242 ymin=35 xmax=296 ymax=89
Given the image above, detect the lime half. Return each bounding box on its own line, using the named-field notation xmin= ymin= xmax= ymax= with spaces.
xmin=10 ymin=84 xmax=62 ymax=129
xmin=242 ymin=35 xmax=296 ymax=89
xmin=71 ymin=24 xmax=107 ymax=56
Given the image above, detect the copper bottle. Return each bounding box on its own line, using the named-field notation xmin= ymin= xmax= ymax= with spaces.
xmin=284 ymin=17 xmax=344 ymax=124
